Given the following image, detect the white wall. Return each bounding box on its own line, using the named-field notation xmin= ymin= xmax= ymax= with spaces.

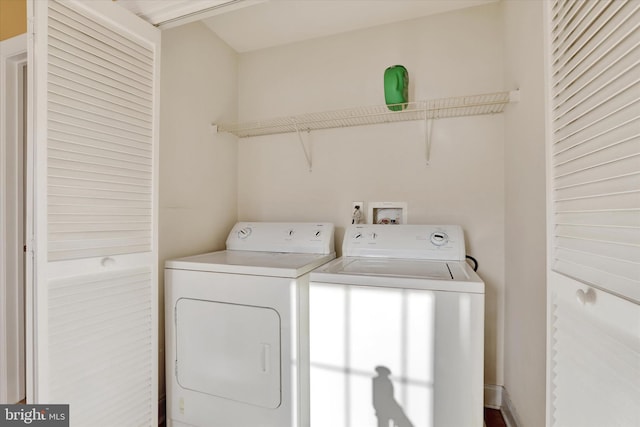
xmin=159 ymin=22 xmax=238 ymax=398
xmin=502 ymin=0 xmax=547 ymax=426
xmin=236 ymin=3 xmax=506 ymax=386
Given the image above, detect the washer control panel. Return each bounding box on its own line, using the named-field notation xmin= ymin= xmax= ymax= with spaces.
xmin=227 ymin=222 xmax=335 ymax=255
xmin=343 ymin=224 xmax=466 ymax=260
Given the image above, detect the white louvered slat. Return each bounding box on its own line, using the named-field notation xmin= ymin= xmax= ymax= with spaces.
xmin=48 ymin=21 xmax=152 ymax=78
xmin=553 ymin=29 xmax=640 ymax=117
xmin=47 ymin=20 xmax=153 ymax=79
xmin=553 ymin=153 xmax=640 ymax=190
xmin=50 ymin=82 xmax=152 ymax=123
xmin=49 ymin=92 xmax=153 ymax=129
xmin=48 ymin=114 xmax=152 ymax=145
xmin=552 ymin=0 xmax=609 ymax=67
xmin=50 ymin=149 xmax=152 ymax=171
xmin=48 ymin=33 xmax=153 ymax=89
xmin=49 ymin=131 xmax=152 ymax=158
xmin=554 ymin=138 xmax=640 ymax=175
xmin=554 ymin=189 xmax=639 ymax=212
xmin=49 ymin=148 xmax=152 ymax=172
xmin=48 ymin=1 xmax=153 ymax=63
xmin=555 ymin=172 xmax=640 ymax=201
xmin=49 ymin=129 xmax=151 ymax=158
xmin=554 ymin=60 xmax=640 ymax=131
xmin=48 ymin=49 xmax=152 ymax=102
xmin=49 ymin=156 xmax=150 ymax=180
xmin=555 ymin=210 xmax=640 ymax=227
xmin=554 ymin=117 xmax=639 ymax=161
xmin=553 ymin=81 xmax=640 ymax=142
xmin=551 ymin=0 xmax=592 ymax=45
xmin=552 ymin=1 xmax=633 ymax=82
xmin=48 ymin=248 xmax=152 ymax=262
xmin=48 ymin=204 xmax=151 ymax=216
xmin=556 ymin=224 xmax=640 ymax=245
xmin=49 ymin=109 xmax=152 ymax=141
xmin=49 ymin=176 xmax=151 ymax=193
xmin=49 ymin=70 xmax=152 ymax=113
xmin=553 ymin=101 xmax=640 ymax=152
xmin=49 ymin=149 xmax=151 ymax=173
xmin=555 ymin=235 xmax=639 ymax=263
xmin=555 ymin=247 xmax=639 ymax=282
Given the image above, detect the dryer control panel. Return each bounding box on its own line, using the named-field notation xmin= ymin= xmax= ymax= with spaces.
xmin=343 ymin=224 xmax=466 ymax=260
xmin=226 ymin=222 xmax=335 ymax=255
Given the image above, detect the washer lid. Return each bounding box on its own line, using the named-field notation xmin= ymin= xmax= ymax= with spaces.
xmin=165 ymin=250 xmax=336 ymax=278
xmin=310 ymin=257 xmax=484 ymax=294
xmin=339 ymin=258 xmax=453 ymax=280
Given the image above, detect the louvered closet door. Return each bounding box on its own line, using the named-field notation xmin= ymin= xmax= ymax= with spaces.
xmin=547 ymin=0 xmax=640 ymax=426
xmin=29 ymin=1 xmax=160 ymax=426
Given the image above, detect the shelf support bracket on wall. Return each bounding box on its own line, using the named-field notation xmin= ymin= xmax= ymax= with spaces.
xmin=425 ymin=108 xmax=434 ymax=166
xmin=292 ymin=118 xmax=313 ymax=172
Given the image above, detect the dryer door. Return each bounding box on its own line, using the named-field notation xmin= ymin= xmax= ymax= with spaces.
xmin=175 ymin=298 xmax=281 ymax=408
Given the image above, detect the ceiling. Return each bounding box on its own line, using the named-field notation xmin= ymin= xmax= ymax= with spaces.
xmin=118 ymin=0 xmax=498 ymax=53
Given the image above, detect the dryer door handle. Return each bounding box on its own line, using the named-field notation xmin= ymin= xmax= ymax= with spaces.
xmin=260 ymin=343 xmax=271 ymax=374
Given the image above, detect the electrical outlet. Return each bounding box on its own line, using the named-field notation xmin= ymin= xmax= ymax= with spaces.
xmin=352 ymin=201 xmax=364 ymax=224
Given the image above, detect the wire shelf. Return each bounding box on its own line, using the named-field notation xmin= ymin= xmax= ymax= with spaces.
xmin=217 ymin=90 xmax=515 ymax=138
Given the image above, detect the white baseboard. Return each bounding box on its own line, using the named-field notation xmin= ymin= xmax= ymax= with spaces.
xmin=484 ymin=384 xmax=503 ymax=409
xmin=500 ymin=387 xmax=522 ymax=427
xmin=484 ymin=384 xmax=521 ymax=427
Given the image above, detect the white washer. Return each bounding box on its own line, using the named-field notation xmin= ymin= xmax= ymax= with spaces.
xmin=309 ymin=224 xmax=484 ymax=427
xmin=165 ymin=222 xmax=335 ymax=427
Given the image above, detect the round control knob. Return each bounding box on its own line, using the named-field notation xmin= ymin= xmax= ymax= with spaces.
xmin=430 ymin=232 xmax=448 ymax=246
xmin=369 ymin=232 xmax=378 ymax=240
xmin=314 ymin=230 xmax=322 ymax=238
xmin=354 ymin=232 xmax=363 ymax=240
xmin=237 ymin=227 xmax=252 ymax=239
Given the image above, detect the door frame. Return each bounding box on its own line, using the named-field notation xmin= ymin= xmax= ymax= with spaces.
xmin=0 ymin=33 xmax=28 ymax=404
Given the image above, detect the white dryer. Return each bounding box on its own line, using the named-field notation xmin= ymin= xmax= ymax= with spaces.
xmin=309 ymin=224 xmax=484 ymax=427
xmin=165 ymin=222 xmax=335 ymax=427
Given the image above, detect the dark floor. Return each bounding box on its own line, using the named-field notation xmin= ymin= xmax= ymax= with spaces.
xmin=485 ymin=408 xmax=507 ymax=427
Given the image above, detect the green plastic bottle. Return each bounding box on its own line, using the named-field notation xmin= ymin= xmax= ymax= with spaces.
xmin=384 ymin=65 xmax=408 ymax=111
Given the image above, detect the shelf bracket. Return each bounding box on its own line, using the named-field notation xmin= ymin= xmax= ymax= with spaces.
xmin=292 ymin=118 xmax=313 ymax=172
xmin=424 ymin=108 xmax=433 ymax=166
